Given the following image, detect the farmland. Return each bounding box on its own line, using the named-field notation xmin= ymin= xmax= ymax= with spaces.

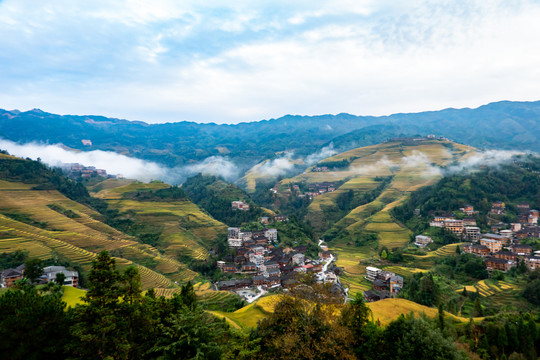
xmin=274 ymin=140 xmax=472 ymax=292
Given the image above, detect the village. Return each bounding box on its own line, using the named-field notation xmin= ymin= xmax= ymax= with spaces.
xmin=270 ymin=181 xmax=337 ymax=200
xmin=421 ymin=202 xmax=540 ymax=273
xmin=216 ymin=205 xmax=343 ymax=302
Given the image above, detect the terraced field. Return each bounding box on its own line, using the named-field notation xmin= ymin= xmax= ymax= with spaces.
xmin=211 ymin=294 xmax=280 ymax=328
xmin=93 ymin=180 xmax=227 ymax=264
xmin=213 ymin=295 xmax=482 ymax=329
xmin=275 ymin=140 xmax=474 ymax=292
xmin=367 ymin=298 xmax=483 ymax=326
xmin=457 ymin=279 xmax=519 ymax=297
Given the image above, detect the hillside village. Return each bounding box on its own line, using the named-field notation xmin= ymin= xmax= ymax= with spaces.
xmin=218 ymin=226 xmax=343 ymax=301
xmin=423 ymin=202 xmax=540 ymax=273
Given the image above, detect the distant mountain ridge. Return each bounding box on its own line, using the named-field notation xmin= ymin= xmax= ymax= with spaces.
xmin=1 ymin=100 xmax=540 ymax=168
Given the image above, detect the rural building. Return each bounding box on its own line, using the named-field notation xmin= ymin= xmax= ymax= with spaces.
xmin=231 ymin=201 xmax=250 ymax=211
xmin=492 ymin=251 xmax=517 ymax=262
xmin=389 ymin=275 xmax=404 ymax=294
xmin=485 ymin=257 xmax=513 ymax=272
xmin=0 ymin=268 xmax=23 ymax=288
xmin=463 ymin=243 xmax=490 ymax=257
xmin=525 ymin=256 xmax=540 ymax=270
xmin=365 ymin=266 xmax=382 ymax=282
xmin=444 ymin=219 xmax=464 ymax=235
xmin=414 ymin=235 xmax=433 ymax=248
xmin=510 ymin=244 xmax=533 ymax=256
xmin=43 ymin=266 xmax=79 ymax=287
xmin=480 ymin=238 xmax=503 ymax=253
xmin=465 ymin=226 xmax=481 ymax=241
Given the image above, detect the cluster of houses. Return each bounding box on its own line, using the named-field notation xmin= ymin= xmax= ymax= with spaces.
xmin=259 ymin=215 xmax=288 ymax=225
xmin=0 ymin=265 xmax=79 ymax=288
xmin=363 ymin=266 xmax=404 ymax=302
xmin=429 ymin=209 xmax=481 ymax=240
xmin=463 ymin=233 xmax=540 ymax=272
xmin=286 ymin=182 xmax=336 ymax=200
xmin=231 ymin=201 xmax=250 ymax=211
xmin=217 ymin=244 xmax=339 ymax=292
xmin=60 ymin=163 xmax=122 ymax=179
xmin=427 ymin=202 xmax=540 ymax=273
xmin=219 ymin=228 xmax=340 ymax=295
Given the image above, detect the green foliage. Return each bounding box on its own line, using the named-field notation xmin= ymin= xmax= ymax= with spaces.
xmin=2 ymin=212 xmax=49 ymax=230
xmin=401 ymin=273 xmax=440 ymax=307
xmin=0 ymin=250 xmax=28 ymax=270
xmin=522 ymin=278 xmax=540 ymax=305
xmin=24 ymin=258 xmax=44 ymax=283
xmin=182 ymin=174 xmax=265 ymax=226
xmin=316 ymin=159 xmax=352 ymax=169
xmin=46 ymin=204 xmax=80 ymax=218
xmin=381 ymin=313 xmax=467 ymax=360
xmin=55 ymin=272 xmax=66 ymax=285
xmin=0 ymin=283 xmax=69 ymax=360
xmin=121 ymin=186 xmax=188 ymax=202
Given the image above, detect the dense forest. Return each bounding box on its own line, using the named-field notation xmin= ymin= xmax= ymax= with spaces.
xmin=182 ymin=174 xmax=266 ymax=226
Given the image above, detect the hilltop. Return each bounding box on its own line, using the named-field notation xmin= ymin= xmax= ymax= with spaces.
xmin=2 ymin=100 xmax=540 ymax=171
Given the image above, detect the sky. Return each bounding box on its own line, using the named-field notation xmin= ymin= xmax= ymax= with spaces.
xmin=1 ymin=0 xmax=540 ymax=124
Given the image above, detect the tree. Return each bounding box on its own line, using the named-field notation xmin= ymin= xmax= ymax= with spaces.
xmin=179 ymin=281 xmax=197 ymax=310
xmin=340 ymin=293 xmax=371 ymax=342
xmin=523 ymin=279 xmax=540 ymax=305
xmin=380 ymin=249 xmax=388 ymax=259
xmin=381 ymin=313 xmax=467 ymax=360
xmin=68 ymin=251 xmax=128 ymax=359
xmin=474 ymin=298 xmax=483 ymax=317
xmin=455 ymin=245 xmax=461 ymax=255
xmin=0 ymin=283 xmax=69 ymax=360
xmin=24 ymin=258 xmax=43 ymax=283
xmin=55 ymin=272 xmax=66 ymax=285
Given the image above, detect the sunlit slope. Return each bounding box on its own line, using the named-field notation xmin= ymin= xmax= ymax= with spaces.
xmin=213 ymin=295 xmax=481 ymax=328
xmin=278 ymin=140 xmax=473 ymax=294
xmin=92 ymin=180 xmax=227 ymax=264
xmin=89 ymin=179 xmax=242 ymax=304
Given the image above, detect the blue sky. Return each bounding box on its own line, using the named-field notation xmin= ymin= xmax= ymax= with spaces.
xmin=1 ymin=0 xmax=540 ymax=124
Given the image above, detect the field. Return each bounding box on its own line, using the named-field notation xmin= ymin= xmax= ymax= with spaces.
xmin=211 ymin=294 xmax=280 ymax=328
xmin=276 ymin=140 xmax=475 ymax=295
xmin=62 ymin=286 xmax=86 ymax=308
xmin=0 ymin=179 xmax=178 ymax=291
xmin=213 ymin=295 xmax=482 ymax=329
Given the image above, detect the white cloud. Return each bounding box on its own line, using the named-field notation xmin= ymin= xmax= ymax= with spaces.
xmin=0 ymin=1 xmax=539 ymax=123
xmin=0 ymin=138 xmax=239 ymax=183
xmin=305 ymin=144 xmax=338 ymax=165
xmin=250 ymin=152 xmax=297 ymax=178
xmin=0 ymin=138 xmax=166 ymax=181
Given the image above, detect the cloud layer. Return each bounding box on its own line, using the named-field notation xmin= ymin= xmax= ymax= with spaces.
xmin=1 ymin=1 xmax=540 ymax=123
xmin=0 ymin=139 xmax=238 ymax=183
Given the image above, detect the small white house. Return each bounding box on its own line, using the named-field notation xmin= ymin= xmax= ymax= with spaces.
xmin=414 ymin=235 xmax=433 ymax=248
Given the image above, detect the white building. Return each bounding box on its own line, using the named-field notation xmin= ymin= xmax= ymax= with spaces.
xmin=365 ymin=266 xmax=382 ymax=282
xmin=264 ymin=228 xmax=278 ymax=242
xmin=43 ymin=266 xmax=79 ymax=287
xmin=414 ymin=235 xmax=433 ymax=248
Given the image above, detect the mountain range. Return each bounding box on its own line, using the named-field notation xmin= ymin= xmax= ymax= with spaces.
xmin=1 ymin=100 xmax=540 ymax=171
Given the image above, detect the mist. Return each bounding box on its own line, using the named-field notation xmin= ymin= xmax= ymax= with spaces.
xmin=0 ymin=139 xmax=239 ymax=184
xmin=305 ymin=144 xmax=338 ymax=165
